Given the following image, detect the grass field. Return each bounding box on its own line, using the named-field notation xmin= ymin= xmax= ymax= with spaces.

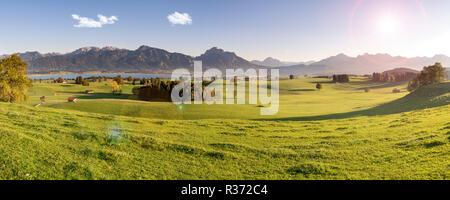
xmin=0 ymin=77 xmax=448 ymax=180
xmin=29 ymin=77 xmax=409 ymax=120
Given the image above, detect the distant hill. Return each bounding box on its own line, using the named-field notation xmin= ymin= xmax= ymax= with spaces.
xmin=277 ymin=53 xmax=450 ymax=75
xmin=382 ymin=68 xmax=420 ymax=76
xmin=0 ymin=51 xmax=61 ymax=62
xmin=250 ymin=57 xmax=310 ymax=67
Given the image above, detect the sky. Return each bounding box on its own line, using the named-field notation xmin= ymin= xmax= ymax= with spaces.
xmin=0 ymin=0 xmax=449 ymax=62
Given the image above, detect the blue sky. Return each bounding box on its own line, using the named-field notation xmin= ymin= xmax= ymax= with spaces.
xmin=0 ymin=0 xmax=449 ymax=61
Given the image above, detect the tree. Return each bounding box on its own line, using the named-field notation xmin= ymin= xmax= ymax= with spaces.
xmin=332 ymin=74 xmax=350 ymax=83
xmin=289 ymin=74 xmax=296 ymax=80
xmin=113 ymin=75 xmax=124 ymax=85
xmin=372 ymin=72 xmax=417 ymax=82
xmin=407 ymin=63 xmax=446 ymax=91
xmin=316 ymin=83 xmax=322 ymax=90
xmin=127 ymin=76 xmax=134 ymax=82
xmin=81 ymin=80 xmax=90 ymax=86
xmin=56 ymin=77 xmax=65 ymax=83
xmin=111 ymin=80 xmax=122 ymax=95
xmin=75 ymin=76 xmax=83 ymax=84
xmin=140 ymin=78 xmax=146 ymax=85
xmin=136 ymin=80 xmax=179 ymax=102
xmin=0 ymin=55 xmax=32 ymax=102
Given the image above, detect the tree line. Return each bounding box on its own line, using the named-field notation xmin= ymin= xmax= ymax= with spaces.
xmin=371 ymin=72 xmax=417 ymax=82
xmin=133 ymin=78 xmax=215 ymax=102
xmin=332 ymin=74 xmax=350 ymax=83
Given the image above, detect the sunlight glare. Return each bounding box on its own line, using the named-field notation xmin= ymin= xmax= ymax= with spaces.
xmin=378 ymin=14 xmax=398 ymax=34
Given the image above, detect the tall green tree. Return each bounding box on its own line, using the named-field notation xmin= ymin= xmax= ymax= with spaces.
xmin=0 ymin=55 xmax=32 ymax=102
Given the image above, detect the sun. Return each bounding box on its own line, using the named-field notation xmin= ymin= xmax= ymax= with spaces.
xmin=377 ymin=14 xmax=399 ymax=34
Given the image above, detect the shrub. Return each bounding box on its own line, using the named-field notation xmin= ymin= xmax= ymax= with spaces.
xmin=392 ymin=88 xmax=401 ymax=93
xmin=289 ymin=74 xmax=296 ymax=80
xmin=132 ymin=87 xmax=140 ymax=95
xmin=316 ymin=83 xmax=322 ymax=90
xmin=364 ymin=88 xmax=370 ymax=93
xmin=56 ymin=77 xmax=65 ymax=83
xmin=113 ymin=75 xmax=124 ymax=85
xmin=81 ymin=80 xmax=90 ymax=86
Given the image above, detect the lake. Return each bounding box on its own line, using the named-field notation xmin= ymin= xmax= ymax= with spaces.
xmin=27 ymin=73 xmax=172 ymax=80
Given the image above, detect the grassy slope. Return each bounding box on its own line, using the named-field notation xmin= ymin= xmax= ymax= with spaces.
xmin=0 ymin=102 xmax=448 ymax=180
xmin=33 ymin=77 xmax=409 ymax=120
xmin=0 ymin=79 xmax=447 ymax=180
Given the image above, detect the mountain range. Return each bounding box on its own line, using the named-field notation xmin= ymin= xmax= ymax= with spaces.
xmin=1 ymin=46 xmax=450 ymax=75
xmin=1 ymin=46 xmax=258 ymax=74
xmin=250 ymin=57 xmax=314 ymax=67
xmin=276 ymin=53 xmax=450 ymax=76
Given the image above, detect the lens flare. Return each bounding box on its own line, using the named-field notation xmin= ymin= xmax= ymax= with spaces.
xmin=106 ymin=119 xmax=128 ymax=144
xmin=348 ymin=0 xmax=428 ymax=63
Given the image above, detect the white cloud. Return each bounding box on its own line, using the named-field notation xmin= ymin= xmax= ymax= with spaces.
xmin=72 ymin=14 xmax=118 ymax=28
xmin=167 ymin=12 xmax=192 ymax=25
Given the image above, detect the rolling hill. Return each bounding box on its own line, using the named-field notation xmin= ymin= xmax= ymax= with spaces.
xmin=1 ymin=79 xmax=448 ymax=179
xmin=382 ymin=68 xmax=420 ymax=75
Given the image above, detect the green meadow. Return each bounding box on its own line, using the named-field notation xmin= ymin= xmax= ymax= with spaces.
xmin=0 ymin=77 xmax=448 ymax=179
xmin=29 ymin=77 xmax=408 ymax=120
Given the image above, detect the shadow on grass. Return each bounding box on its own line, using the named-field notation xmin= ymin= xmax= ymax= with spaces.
xmin=288 ymin=89 xmax=316 ymax=92
xmin=309 ymin=80 xmax=334 ymax=84
xmin=262 ymin=82 xmax=450 ymax=121
xmin=59 ymin=84 xmax=77 ymax=87
xmin=347 ymin=80 xmax=409 ymax=90
xmin=63 ymin=91 xmax=132 ymax=100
